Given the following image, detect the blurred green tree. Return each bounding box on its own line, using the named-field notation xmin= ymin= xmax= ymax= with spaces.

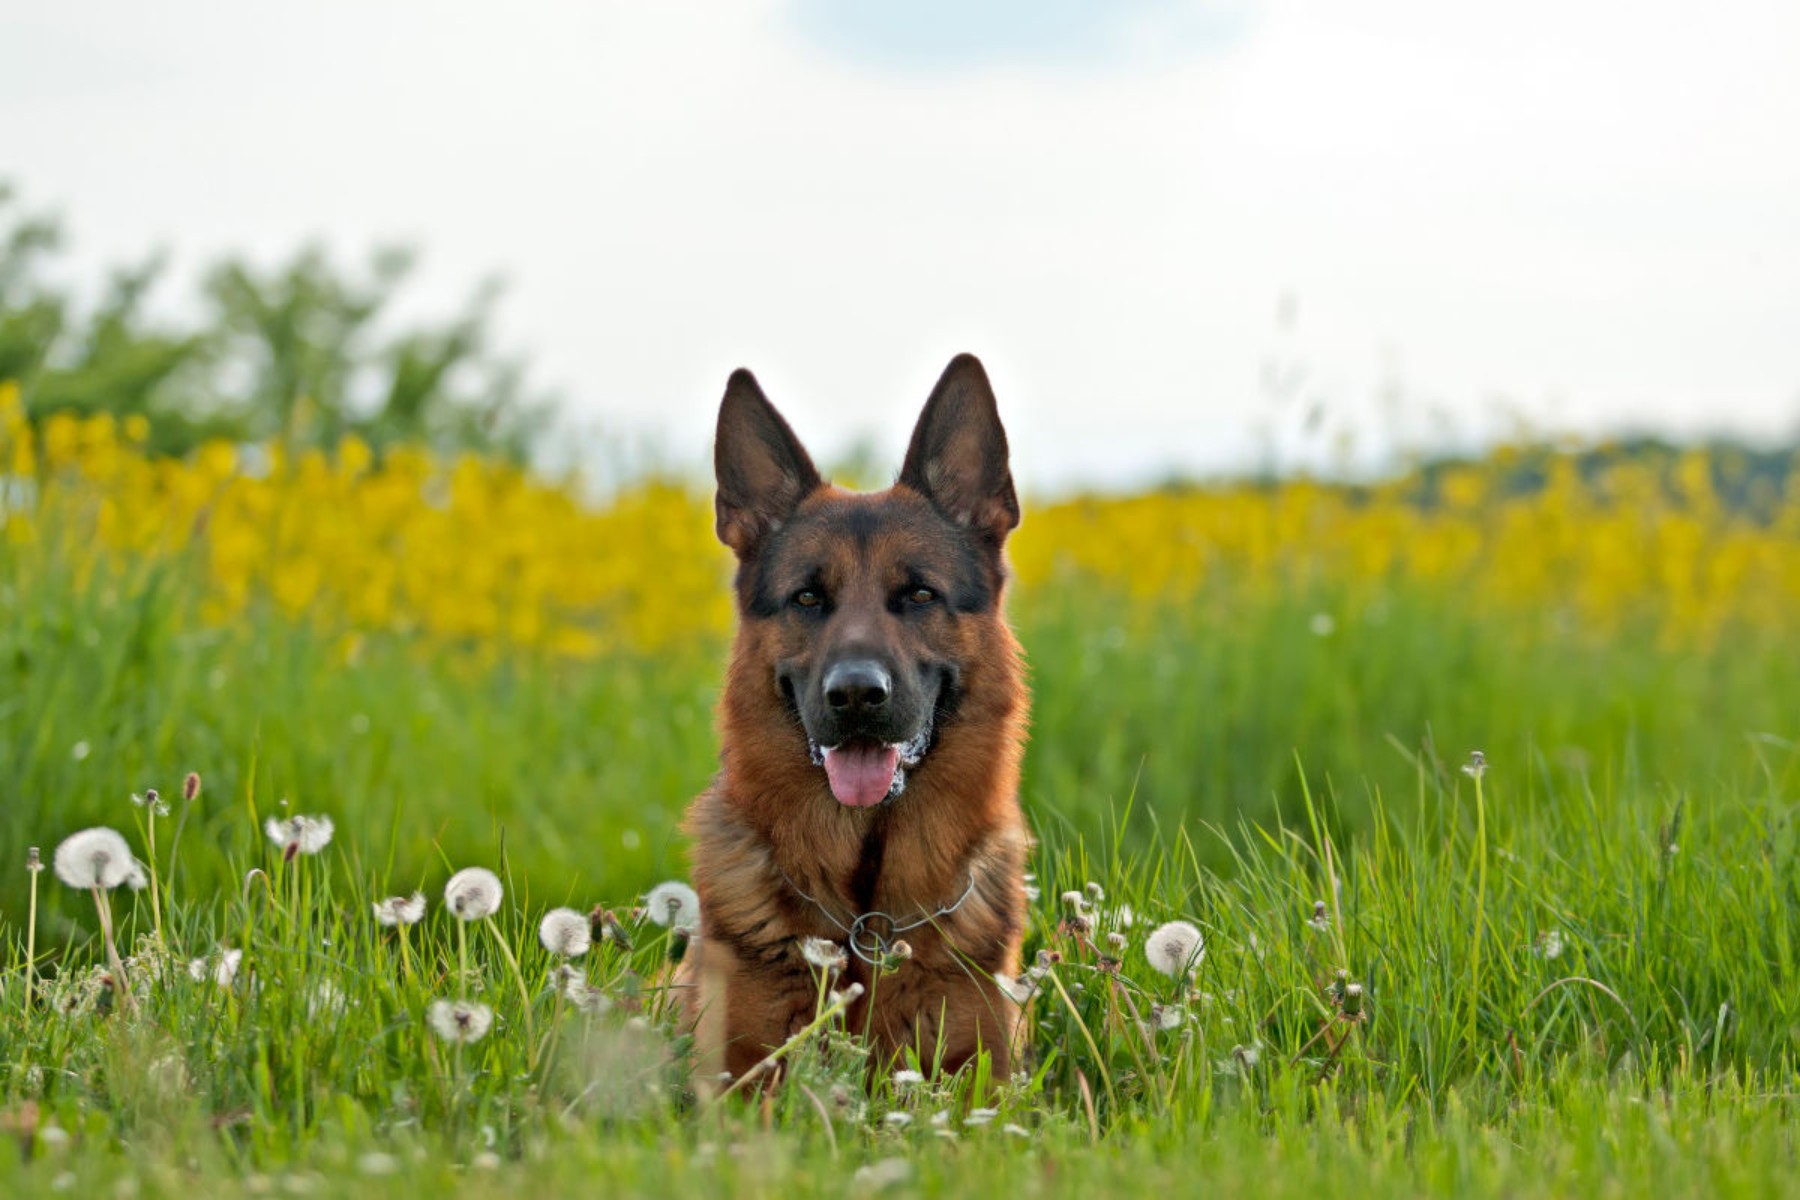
xmin=0 ymin=181 xmax=552 ymax=460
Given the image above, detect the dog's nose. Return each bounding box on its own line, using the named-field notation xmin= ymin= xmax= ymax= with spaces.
xmin=824 ymin=660 xmax=891 ymax=713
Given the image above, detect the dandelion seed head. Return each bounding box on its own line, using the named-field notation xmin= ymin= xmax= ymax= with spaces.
xmin=52 ymin=827 xmax=137 ymax=890
xmin=538 ymin=907 xmax=593 ymax=957
xmin=215 ymin=949 xmax=243 ymax=988
xmin=27 ymin=846 xmax=42 ymax=873
xmin=644 ymin=880 xmax=700 ymax=931
xmin=428 ymin=999 xmax=494 ymax=1044
xmin=893 ymin=1069 xmax=925 ymax=1087
xmin=444 ymin=867 xmax=504 ymax=921
xmin=964 ymin=1107 xmax=999 ymax=1126
xmin=374 ymin=891 xmax=426 ymax=927
xmin=1084 ymin=881 xmax=1105 ymax=902
xmin=263 ymin=814 xmax=334 ymax=857
xmin=1536 ymin=929 xmax=1565 ymax=960
xmin=883 ymin=1111 xmax=914 ymax=1128
xmin=799 ymin=936 xmax=847 ymax=973
xmin=1462 ymin=750 xmax=1487 ymax=779
xmin=1144 ymin=920 xmax=1205 ymax=979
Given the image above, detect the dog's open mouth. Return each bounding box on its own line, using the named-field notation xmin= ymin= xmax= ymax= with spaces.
xmin=808 ymin=725 xmax=931 ymax=808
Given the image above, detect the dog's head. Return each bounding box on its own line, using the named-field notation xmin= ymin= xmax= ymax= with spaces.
xmin=713 ymin=354 xmax=1020 ymax=808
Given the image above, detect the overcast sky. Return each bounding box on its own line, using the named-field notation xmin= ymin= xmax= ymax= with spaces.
xmin=4 ymin=0 xmax=1798 ymax=488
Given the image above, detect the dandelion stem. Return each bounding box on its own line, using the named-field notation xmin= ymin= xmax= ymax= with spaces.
xmin=146 ymin=809 xmax=165 ymax=950
xmin=91 ymin=885 xmax=134 ymax=1013
xmin=24 ymin=856 xmax=40 ymax=1018
xmin=1468 ymin=768 xmax=1488 ymax=1050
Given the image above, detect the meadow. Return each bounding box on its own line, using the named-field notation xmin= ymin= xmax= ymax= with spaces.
xmin=2 ymin=383 xmax=1799 ymax=1197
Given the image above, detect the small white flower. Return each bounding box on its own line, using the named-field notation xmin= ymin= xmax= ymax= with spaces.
xmin=428 ymin=999 xmax=494 ymax=1044
xmin=799 ymin=936 xmax=847 ymax=973
xmin=964 ymin=1107 xmax=1000 ymax=1126
xmin=1534 ymin=929 xmax=1565 ymax=960
xmin=1059 ymin=890 xmax=1088 ymax=912
xmin=883 ymin=1111 xmax=914 ymax=1128
xmin=1307 ymin=900 xmax=1331 ymax=933
xmin=1003 ymin=1123 xmax=1031 ymax=1138
xmin=373 ymin=892 xmax=426 ymax=927
xmin=1084 ymin=882 xmax=1105 ymax=902
xmin=52 ymin=827 xmax=138 ymax=890
xmin=893 ymin=1069 xmax=925 ymax=1087
xmin=1144 ymin=920 xmax=1205 ymax=979
xmin=644 ymin=881 xmax=700 ymax=931
xmin=1462 ymin=750 xmax=1487 ymax=779
xmin=264 ymin=814 xmax=334 ymax=857
xmin=71 ymin=740 xmax=91 ymax=762
xmin=444 ymin=867 xmax=504 ymax=921
xmin=538 ymin=907 xmax=592 ymax=957
xmin=186 ymin=958 xmax=207 ymax=982
xmin=1021 ymin=872 xmax=1041 ymax=902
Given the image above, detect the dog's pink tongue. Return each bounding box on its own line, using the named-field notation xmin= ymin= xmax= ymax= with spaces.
xmin=823 ymin=743 xmax=900 ymax=808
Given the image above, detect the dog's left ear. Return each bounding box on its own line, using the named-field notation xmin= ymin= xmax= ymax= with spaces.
xmin=899 ymin=354 xmax=1020 ymax=545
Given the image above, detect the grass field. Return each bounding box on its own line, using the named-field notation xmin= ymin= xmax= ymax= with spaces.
xmin=3 ymin=396 xmax=1799 ymax=1196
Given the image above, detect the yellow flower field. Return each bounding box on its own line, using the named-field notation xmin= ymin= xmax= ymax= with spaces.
xmin=5 ymin=381 xmax=1798 ymax=657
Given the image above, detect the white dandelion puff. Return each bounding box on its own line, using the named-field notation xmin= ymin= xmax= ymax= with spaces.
xmin=553 ymin=964 xmax=612 ymax=1014
xmin=428 ymin=999 xmax=494 ymax=1044
xmin=883 ymin=1111 xmax=914 ymax=1128
xmin=1144 ymin=920 xmax=1205 ymax=979
xmin=264 ymin=814 xmax=334 ymax=858
xmin=1462 ymin=750 xmax=1487 ymax=779
xmin=217 ymin=948 xmax=244 ymax=987
xmin=799 ymin=936 xmax=847 ymax=973
xmin=644 ymin=881 xmax=701 ymax=931
xmin=1534 ymin=929 xmax=1565 ymax=960
xmin=1150 ymin=1003 xmax=1186 ymax=1031
xmin=964 ymin=1107 xmax=1000 ymax=1126
xmin=1307 ymin=900 xmax=1330 ymax=933
xmin=538 ymin=907 xmax=592 ymax=958
xmin=52 ymin=827 xmax=137 ymax=890
xmin=893 ymin=1069 xmax=926 ymax=1087
xmin=444 ymin=867 xmax=504 ymax=921
xmin=373 ymin=892 xmax=427 ymax=927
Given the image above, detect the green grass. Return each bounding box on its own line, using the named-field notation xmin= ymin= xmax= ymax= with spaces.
xmin=3 ymin=552 xmax=1798 ymax=1196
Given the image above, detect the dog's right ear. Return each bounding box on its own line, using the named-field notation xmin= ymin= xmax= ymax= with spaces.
xmin=714 ymin=369 xmax=823 ymax=558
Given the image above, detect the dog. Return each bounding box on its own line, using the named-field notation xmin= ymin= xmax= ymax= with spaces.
xmin=677 ymin=353 xmax=1031 ymax=1090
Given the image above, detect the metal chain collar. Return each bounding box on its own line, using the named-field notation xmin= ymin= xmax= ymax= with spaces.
xmin=780 ymin=870 xmax=978 ymax=965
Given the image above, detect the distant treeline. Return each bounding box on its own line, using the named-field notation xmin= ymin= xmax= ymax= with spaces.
xmin=0 ymin=182 xmax=551 ymax=460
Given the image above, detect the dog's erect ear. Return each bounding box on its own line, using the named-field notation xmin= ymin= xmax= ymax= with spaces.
xmin=899 ymin=354 xmax=1020 ymax=545
xmin=714 ymin=369 xmax=823 ymax=558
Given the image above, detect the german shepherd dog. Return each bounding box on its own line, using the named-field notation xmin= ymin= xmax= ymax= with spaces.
xmin=678 ymin=354 xmax=1030 ymax=1089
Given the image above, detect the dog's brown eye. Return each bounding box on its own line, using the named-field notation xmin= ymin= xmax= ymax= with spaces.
xmin=793 ymin=589 xmax=823 ymax=609
xmin=908 ymin=587 xmax=937 ymax=606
